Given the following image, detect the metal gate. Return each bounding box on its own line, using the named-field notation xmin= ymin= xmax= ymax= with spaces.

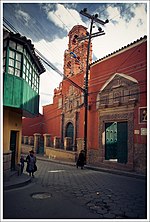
xmin=38 ymin=136 xmax=44 ymax=154
xmin=105 ymin=122 xmax=128 ymax=163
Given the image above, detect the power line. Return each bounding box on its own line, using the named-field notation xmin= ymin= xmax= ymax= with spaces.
xmin=28 ymin=88 xmax=146 ymax=128
xmin=89 ymin=67 xmax=147 ymax=88
xmin=89 ymin=64 xmax=147 ymax=86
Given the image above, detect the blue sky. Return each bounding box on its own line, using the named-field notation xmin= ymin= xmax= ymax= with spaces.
xmin=2 ymin=1 xmax=148 ymax=113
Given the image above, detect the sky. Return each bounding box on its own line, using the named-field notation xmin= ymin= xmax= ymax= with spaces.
xmin=2 ymin=1 xmax=148 ymax=114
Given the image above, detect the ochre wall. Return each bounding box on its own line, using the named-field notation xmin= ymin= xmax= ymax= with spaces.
xmin=3 ymin=108 xmax=22 ymax=163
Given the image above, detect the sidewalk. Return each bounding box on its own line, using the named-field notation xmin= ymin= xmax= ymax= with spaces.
xmin=37 ymin=154 xmax=146 ymax=180
xmin=3 ymin=154 xmax=146 ymax=191
xmin=4 ymin=173 xmax=31 ymax=190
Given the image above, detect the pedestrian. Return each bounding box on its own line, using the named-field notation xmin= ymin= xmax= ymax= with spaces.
xmin=26 ymin=150 xmax=37 ymax=177
xmin=20 ymin=155 xmax=25 ymax=174
xmin=76 ymin=150 xmax=86 ymax=169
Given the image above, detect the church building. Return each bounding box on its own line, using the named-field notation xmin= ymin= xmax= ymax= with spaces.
xmin=22 ymin=25 xmax=147 ymax=174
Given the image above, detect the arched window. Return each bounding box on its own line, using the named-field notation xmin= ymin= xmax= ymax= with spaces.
xmin=65 ymin=122 xmax=74 ymax=146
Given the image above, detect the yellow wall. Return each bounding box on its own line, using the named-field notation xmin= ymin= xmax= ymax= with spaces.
xmin=3 ymin=108 xmax=22 ymax=163
xmin=45 ymin=147 xmax=77 ymax=162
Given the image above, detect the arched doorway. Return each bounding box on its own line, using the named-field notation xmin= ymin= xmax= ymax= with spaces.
xmin=65 ymin=122 xmax=74 ymax=150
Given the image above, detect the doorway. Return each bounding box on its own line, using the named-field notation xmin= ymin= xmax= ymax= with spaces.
xmin=10 ymin=131 xmax=18 ymax=170
xmin=105 ymin=122 xmax=128 ymax=163
xmin=65 ymin=122 xmax=74 ymax=149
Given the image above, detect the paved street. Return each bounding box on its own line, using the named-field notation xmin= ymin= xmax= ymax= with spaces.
xmin=3 ymin=159 xmax=147 ymax=220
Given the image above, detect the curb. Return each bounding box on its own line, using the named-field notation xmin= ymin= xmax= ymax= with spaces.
xmin=85 ymin=165 xmax=146 ymax=180
xmin=4 ymin=175 xmax=31 ymax=191
xmin=36 ymin=155 xmax=146 ymax=180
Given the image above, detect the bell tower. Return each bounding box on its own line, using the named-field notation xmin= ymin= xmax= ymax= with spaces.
xmin=64 ymin=25 xmax=92 ymax=77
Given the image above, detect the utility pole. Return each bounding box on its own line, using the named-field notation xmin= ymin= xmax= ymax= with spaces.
xmin=80 ymin=8 xmax=109 ymax=163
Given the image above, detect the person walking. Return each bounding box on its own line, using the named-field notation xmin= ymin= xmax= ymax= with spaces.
xmin=26 ymin=150 xmax=37 ymax=177
xmin=76 ymin=150 xmax=86 ymax=169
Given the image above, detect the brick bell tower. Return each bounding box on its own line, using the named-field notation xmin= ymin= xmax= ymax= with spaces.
xmin=63 ymin=25 xmax=92 ymax=78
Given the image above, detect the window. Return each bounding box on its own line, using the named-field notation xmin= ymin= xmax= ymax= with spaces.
xmin=5 ymin=39 xmax=40 ymax=93
xmin=9 ymin=50 xmax=15 ymax=58
xmin=8 ymin=49 xmax=22 ymax=77
xmin=17 ymin=43 xmax=23 ymax=52
xmin=9 ymin=40 xmax=16 ymax=49
xmin=139 ymin=107 xmax=147 ymax=124
xmin=3 ymin=50 xmax=6 ymax=72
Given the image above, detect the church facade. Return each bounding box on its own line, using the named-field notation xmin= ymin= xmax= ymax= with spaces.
xmin=22 ymin=25 xmax=147 ymax=174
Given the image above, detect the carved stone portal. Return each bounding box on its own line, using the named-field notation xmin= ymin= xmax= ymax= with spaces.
xmin=96 ymin=73 xmax=139 ymax=109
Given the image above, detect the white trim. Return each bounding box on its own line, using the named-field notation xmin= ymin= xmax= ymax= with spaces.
xmin=100 ymin=72 xmax=138 ymax=92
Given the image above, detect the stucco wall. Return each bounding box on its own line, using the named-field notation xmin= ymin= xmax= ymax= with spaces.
xmin=45 ymin=147 xmax=77 ymax=163
xmin=134 ymin=143 xmax=147 ymax=174
xmin=3 ymin=108 xmax=22 ymax=162
xmin=3 ymin=108 xmax=22 ymax=177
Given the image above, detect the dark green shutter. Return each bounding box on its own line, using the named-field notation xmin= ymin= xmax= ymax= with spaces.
xmin=105 ymin=122 xmax=117 ymax=160
xmin=117 ymin=122 xmax=128 ymax=163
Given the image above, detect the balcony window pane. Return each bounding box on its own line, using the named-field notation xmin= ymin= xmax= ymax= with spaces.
xmin=17 ymin=43 xmax=23 ymax=52
xmin=23 ymin=57 xmax=27 ymax=65
xmin=9 ymin=50 xmax=15 ymax=59
xmin=26 ymin=69 xmax=29 ymax=77
xmin=23 ymin=65 xmax=26 ymax=72
xmin=30 ymin=66 xmax=32 ymax=74
xmin=8 ymin=67 xmax=14 ymax=75
xmin=9 ymin=40 xmax=16 ymax=49
xmin=9 ymin=58 xmax=15 ymax=66
xmin=16 ymin=61 xmax=21 ymax=69
xmin=29 ymin=73 xmax=31 ymax=80
xmin=16 ymin=52 xmax=21 ymax=61
xmin=23 ymin=72 xmax=26 ymax=79
xmin=27 ymin=62 xmax=29 ymax=69
xmin=15 ymin=69 xmax=21 ymax=77
xmin=29 ymin=80 xmax=31 ymax=86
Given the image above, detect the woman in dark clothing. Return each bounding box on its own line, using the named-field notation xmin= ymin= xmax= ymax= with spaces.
xmin=76 ymin=150 xmax=86 ymax=169
xmin=26 ymin=150 xmax=37 ymax=177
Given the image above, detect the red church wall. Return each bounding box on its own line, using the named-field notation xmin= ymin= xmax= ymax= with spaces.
xmin=22 ymin=114 xmax=43 ymax=136
xmin=88 ymin=38 xmax=147 ymax=151
xmin=42 ymin=91 xmax=62 ymax=139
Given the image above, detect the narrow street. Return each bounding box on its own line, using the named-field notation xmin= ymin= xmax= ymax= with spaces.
xmin=3 ymin=159 xmax=147 ymax=220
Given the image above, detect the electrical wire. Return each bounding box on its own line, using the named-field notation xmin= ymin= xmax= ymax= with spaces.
xmin=89 ymin=67 xmax=147 ymax=88
xmin=3 ymin=4 xmax=147 ymax=115
xmin=28 ymin=88 xmax=146 ymax=128
xmin=89 ymin=65 xmax=147 ymax=87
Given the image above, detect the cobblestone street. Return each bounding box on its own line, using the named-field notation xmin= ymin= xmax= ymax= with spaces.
xmin=4 ymin=159 xmax=147 ymax=220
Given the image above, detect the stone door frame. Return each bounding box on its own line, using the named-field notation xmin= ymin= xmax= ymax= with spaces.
xmin=99 ymin=107 xmax=134 ymax=170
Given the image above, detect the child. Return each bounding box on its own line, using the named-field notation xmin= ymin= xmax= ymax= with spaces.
xmin=20 ymin=155 xmax=25 ymax=174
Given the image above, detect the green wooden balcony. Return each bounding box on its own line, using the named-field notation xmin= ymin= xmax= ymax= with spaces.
xmin=3 ymin=74 xmax=39 ymax=117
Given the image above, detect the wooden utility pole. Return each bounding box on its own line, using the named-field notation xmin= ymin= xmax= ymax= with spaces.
xmin=79 ymin=8 xmax=109 ymax=163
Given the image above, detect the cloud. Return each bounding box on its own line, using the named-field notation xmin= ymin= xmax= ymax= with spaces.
xmin=34 ymin=36 xmax=68 ymax=72
xmin=34 ymin=36 xmax=68 ymax=112
xmin=35 ymin=3 xmax=147 ymax=112
xmin=15 ymin=9 xmax=31 ymax=26
xmin=43 ymin=3 xmax=86 ymax=31
xmin=92 ymin=3 xmax=147 ymax=60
